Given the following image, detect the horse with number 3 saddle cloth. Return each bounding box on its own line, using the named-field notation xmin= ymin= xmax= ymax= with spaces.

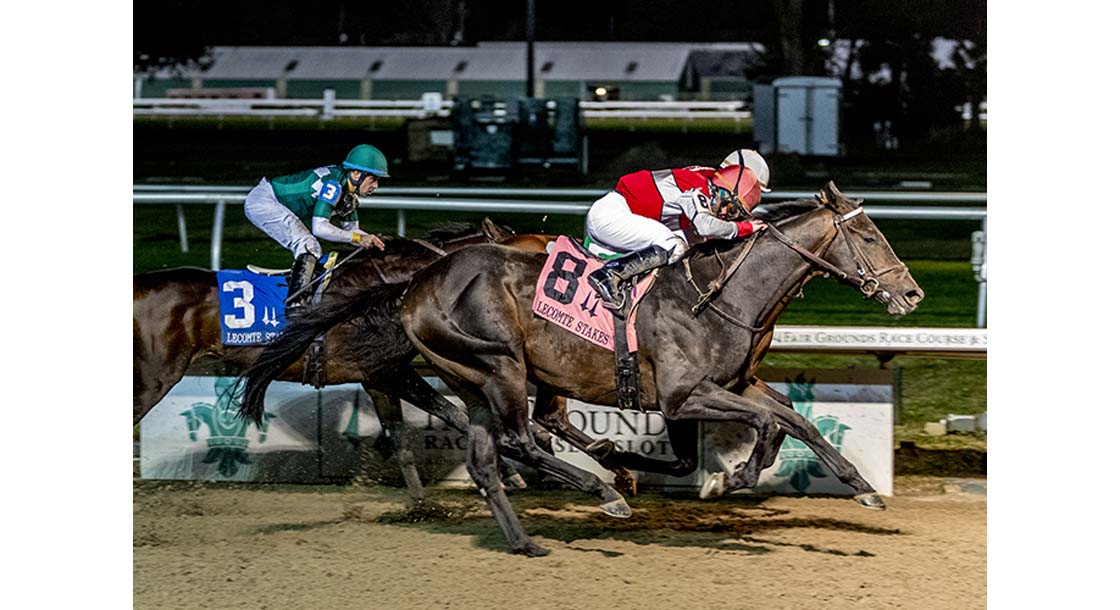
xmin=532 ymin=236 xmax=658 ymax=411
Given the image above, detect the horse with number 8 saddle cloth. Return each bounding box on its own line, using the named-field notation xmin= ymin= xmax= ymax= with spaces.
xmin=532 ymin=236 xmax=658 ymax=411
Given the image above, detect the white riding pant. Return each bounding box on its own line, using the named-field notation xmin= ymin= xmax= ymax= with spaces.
xmin=584 ymin=191 xmax=687 ymax=262
xmin=244 ymin=178 xmax=322 ymax=258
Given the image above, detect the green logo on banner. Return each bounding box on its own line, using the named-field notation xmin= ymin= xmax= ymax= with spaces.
xmin=179 ymin=377 xmax=275 ymax=477
xmin=774 ymin=376 xmax=851 ymax=492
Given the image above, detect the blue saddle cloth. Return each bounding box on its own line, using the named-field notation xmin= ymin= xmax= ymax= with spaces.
xmin=216 ymin=270 xmax=289 ymax=346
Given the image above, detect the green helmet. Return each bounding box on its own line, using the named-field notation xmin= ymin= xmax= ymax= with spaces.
xmin=342 ymin=144 xmax=390 ymax=177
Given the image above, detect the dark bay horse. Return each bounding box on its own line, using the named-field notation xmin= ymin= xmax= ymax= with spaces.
xmin=242 ymin=182 xmax=922 ymax=556
xmin=134 ymin=221 xmax=551 ymax=496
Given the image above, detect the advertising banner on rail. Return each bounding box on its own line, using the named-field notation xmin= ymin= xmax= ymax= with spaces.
xmin=140 ymin=368 xmax=893 ymax=496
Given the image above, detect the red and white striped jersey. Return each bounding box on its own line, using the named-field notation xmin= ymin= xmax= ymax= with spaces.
xmin=613 ymin=166 xmax=754 ymax=240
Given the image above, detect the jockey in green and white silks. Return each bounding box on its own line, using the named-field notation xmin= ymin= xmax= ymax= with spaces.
xmin=244 ymin=144 xmax=390 ymax=304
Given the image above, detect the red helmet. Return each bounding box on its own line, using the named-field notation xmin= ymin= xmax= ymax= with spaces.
xmin=710 ymin=165 xmax=762 ymax=217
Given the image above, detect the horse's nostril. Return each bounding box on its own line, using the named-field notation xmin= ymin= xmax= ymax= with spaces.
xmin=905 ymin=290 xmax=923 ymax=302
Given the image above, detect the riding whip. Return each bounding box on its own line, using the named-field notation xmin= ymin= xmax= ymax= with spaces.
xmin=284 ymin=247 xmax=365 ymax=305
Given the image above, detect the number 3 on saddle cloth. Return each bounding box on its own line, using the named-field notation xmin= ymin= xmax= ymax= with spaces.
xmin=532 ymin=235 xmax=657 ymax=411
xmin=217 ymin=270 xmax=289 ymax=346
xmin=217 ymin=252 xmax=341 ymax=387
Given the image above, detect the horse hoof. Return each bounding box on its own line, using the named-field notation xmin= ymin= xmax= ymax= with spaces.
xmin=699 ymin=472 xmax=726 ymax=500
xmin=513 ymin=542 xmax=551 ymax=557
xmin=503 ymin=472 xmax=528 ymax=490
xmin=613 ymin=470 xmax=638 ymax=496
xmin=854 ymin=493 xmax=887 ymax=510
xmin=585 ymin=439 xmax=616 ymax=460
xmin=600 ymin=498 xmax=632 ymax=518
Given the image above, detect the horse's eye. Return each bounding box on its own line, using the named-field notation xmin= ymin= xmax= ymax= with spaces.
xmin=863 ymin=236 xmax=877 ymax=244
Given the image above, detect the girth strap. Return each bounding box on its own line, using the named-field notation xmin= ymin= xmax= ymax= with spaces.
xmin=612 ymin=300 xmax=642 ymax=411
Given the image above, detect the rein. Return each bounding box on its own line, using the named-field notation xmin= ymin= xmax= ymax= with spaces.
xmin=413 ymin=238 xmax=449 ymax=257
xmin=683 ymin=231 xmax=765 ymax=330
xmin=286 ymin=230 xmax=498 ymax=304
xmin=682 ymin=205 xmax=895 ymax=329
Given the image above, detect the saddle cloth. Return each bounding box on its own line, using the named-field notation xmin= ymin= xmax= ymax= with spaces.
xmin=532 ymin=235 xmax=656 ymax=352
xmin=216 ymin=269 xmax=289 ymax=346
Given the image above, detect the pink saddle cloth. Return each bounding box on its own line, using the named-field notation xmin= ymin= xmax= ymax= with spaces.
xmin=532 ymin=235 xmax=656 ymax=352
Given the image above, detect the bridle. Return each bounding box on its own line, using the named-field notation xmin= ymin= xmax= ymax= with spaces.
xmin=771 ymin=206 xmax=905 ymax=301
xmin=683 ymin=204 xmax=901 ymax=330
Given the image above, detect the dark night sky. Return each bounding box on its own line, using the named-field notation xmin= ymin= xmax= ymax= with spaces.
xmin=135 ymin=0 xmax=985 ymax=66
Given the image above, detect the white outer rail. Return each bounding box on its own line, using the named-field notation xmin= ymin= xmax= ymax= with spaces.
xmin=133 ymin=95 xmax=752 ymax=120
xmin=133 ymin=186 xmax=988 ymax=328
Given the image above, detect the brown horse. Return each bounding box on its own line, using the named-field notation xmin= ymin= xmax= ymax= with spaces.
xmin=242 ymin=182 xmax=923 ymax=556
xmin=134 ymin=221 xmax=551 ymax=496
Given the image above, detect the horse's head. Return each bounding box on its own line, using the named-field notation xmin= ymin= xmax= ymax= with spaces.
xmin=816 ymin=181 xmax=924 ymax=317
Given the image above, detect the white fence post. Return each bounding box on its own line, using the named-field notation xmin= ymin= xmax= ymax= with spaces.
xmin=972 ymin=218 xmax=987 ymax=328
xmin=176 ymin=204 xmax=189 ymax=253
xmin=322 ymin=89 xmax=336 ymax=120
xmin=210 ymin=200 xmax=226 ymax=271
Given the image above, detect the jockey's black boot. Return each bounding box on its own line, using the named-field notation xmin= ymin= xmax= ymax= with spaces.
xmin=286 ymin=252 xmax=318 ymax=311
xmin=587 ymin=245 xmax=670 ymax=314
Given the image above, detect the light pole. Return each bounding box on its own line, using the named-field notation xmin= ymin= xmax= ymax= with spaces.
xmin=526 ymin=0 xmax=536 ymax=97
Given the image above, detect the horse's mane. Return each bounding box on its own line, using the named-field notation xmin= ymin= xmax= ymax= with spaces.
xmin=751 ymin=198 xmax=821 ymax=224
xmin=422 ymin=222 xmax=484 ymax=245
xmin=348 ymin=222 xmax=489 ymax=262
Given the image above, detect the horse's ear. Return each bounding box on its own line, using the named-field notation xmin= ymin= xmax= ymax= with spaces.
xmin=481 ymin=217 xmax=515 ymax=242
xmin=816 ymin=180 xmax=837 ymax=208
xmin=821 ymin=180 xmax=858 ymax=211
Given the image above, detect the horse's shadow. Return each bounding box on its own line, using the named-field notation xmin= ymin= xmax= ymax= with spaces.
xmin=373 ymin=489 xmax=903 ymax=557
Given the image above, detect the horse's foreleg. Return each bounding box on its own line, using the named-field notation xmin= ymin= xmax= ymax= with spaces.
xmin=665 ymin=380 xmax=883 ymax=508
xmin=531 ymin=391 xmax=637 ymax=495
xmin=382 ymin=365 xmax=469 ymax=431
xmin=480 ymin=370 xmax=631 ymax=518
xmin=532 ymin=392 xmax=700 ymax=488
xmin=743 ymin=379 xmax=791 ymax=471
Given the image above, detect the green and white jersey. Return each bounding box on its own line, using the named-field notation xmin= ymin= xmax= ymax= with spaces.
xmin=268 ymin=166 xmax=359 ymax=227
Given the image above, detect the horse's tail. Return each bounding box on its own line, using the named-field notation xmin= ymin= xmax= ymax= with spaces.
xmin=237 ymin=282 xmax=411 ymax=425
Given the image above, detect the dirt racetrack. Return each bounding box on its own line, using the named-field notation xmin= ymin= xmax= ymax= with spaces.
xmin=134 ymin=476 xmax=985 ymax=610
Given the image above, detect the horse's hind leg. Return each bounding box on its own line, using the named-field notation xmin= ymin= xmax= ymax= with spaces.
xmin=364 ymin=385 xmax=424 ymax=502
xmin=449 ymin=378 xmax=549 ymax=556
xmin=371 ymin=364 xmax=526 ymax=489
xmin=483 ymin=370 xmax=631 ymax=518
